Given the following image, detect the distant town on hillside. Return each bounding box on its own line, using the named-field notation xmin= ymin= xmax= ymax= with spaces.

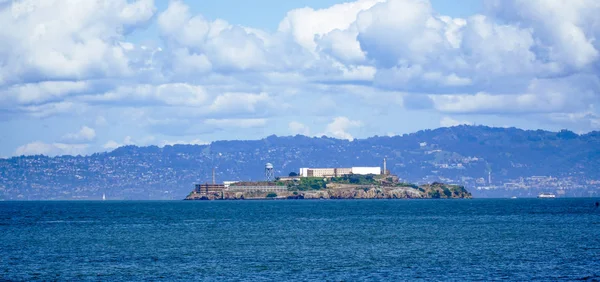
xmin=1 ymin=125 xmax=599 ymax=200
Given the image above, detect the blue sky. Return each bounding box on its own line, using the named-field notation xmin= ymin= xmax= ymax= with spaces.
xmin=1 ymin=0 xmax=599 ymax=157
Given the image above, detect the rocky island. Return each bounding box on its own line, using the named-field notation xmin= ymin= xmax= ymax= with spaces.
xmin=185 ymin=173 xmax=471 ymax=200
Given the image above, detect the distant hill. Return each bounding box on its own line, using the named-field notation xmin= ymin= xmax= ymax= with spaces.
xmin=1 ymin=126 xmax=599 ymax=200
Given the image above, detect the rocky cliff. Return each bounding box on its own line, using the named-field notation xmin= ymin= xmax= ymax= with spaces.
xmin=184 ymin=183 xmax=471 ymax=200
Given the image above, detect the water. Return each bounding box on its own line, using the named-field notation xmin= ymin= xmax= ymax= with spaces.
xmin=1 ymin=199 xmax=600 ymax=281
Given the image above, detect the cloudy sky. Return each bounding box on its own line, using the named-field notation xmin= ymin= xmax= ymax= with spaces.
xmin=1 ymin=0 xmax=599 ymax=157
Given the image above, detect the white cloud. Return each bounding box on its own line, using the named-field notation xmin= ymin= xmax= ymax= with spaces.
xmin=95 ymin=116 xmax=108 ymax=127
xmin=159 ymin=139 xmax=208 ymax=147
xmin=547 ymin=110 xmax=600 ymax=131
xmin=80 ymin=83 xmax=208 ymax=107
xmin=2 ymin=0 xmax=600 ymax=157
xmin=208 ymin=92 xmax=272 ymax=114
xmin=157 ymin=0 xmax=268 ymax=72
xmin=103 ymin=140 xmax=122 ymax=150
xmin=203 ymin=118 xmax=267 ymax=129
xmin=18 ymin=101 xmax=84 ymax=118
xmin=278 ymin=0 xmax=384 ymax=52
xmin=322 ymin=116 xmax=363 ymax=140
xmin=317 ymin=28 xmax=366 ymax=64
xmin=15 ymin=141 xmax=88 ymax=156
xmin=288 ymin=121 xmax=310 ymax=136
xmin=0 ymin=81 xmax=90 ymax=105
xmin=0 ymin=0 xmax=155 ymax=86
xmin=440 ymin=116 xmax=473 ymax=127
xmin=486 ymin=0 xmax=600 ymax=70
xmin=61 ymin=126 xmax=96 ymax=143
xmin=103 ymin=136 xmax=139 ymax=150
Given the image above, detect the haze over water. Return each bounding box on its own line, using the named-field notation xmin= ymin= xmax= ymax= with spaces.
xmin=2 ymin=199 xmax=600 ymax=281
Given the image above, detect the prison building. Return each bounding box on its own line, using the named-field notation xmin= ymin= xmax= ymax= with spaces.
xmin=194 ymin=183 xmax=226 ymax=195
xmin=299 ymin=167 xmax=380 ymax=177
xmin=227 ymin=185 xmax=288 ymax=192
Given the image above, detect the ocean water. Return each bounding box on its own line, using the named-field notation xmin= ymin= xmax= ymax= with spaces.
xmin=1 ymin=199 xmax=600 ymax=281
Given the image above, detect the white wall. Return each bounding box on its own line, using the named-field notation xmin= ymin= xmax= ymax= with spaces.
xmin=223 ymin=181 xmax=239 ymax=188
xmin=299 ymin=168 xmax=309 ymax=177
xmin=351 ymin=167 xmax=381 ymax=175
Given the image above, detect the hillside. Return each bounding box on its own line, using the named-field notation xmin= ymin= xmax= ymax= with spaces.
xmin=1 ymin=126 xmax=599 ymax=200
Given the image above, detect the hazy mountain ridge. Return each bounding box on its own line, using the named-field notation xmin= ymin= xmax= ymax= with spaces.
xmin=1 ymin=126 xmax=599 ymax=200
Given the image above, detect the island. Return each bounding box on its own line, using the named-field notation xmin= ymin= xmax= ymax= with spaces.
xmin=184 ymin=173 xmax=472 ymax=200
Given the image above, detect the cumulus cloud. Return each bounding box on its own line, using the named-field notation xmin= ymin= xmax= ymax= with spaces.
xmin=15 ymin=142 xmax=88 ymax=156
xmin=0 ymin=81 xmax=90 ymax=105
xmin=203 ymin=118 xmax=267 ymax=129
xmin=208 ymin=92 xmax=274 ymax=115
xmin=288 ymin=121 xmax=310 ymax=136
xmin=80 ymin=83 xmax=208 ymax=107
xmin=159 ymin=139 xmax=208 ymax=147
xmin=279 ymin=0 xmax=384 ymax=52
xmin=61 ymin=126 xmax=96 ymax=143
xmin=0 ymin=0 xmax=155 ymax=86
xmin=157 ymin=0 xmax=268 ymax=72
xmin=440 ymin=116 xmax=473 ymax=127
xmin=322 ymin=116 xmax=363 ymax=140
xmin=103 ymin=136 xmax=151 ymax=150
xmin=3 ymin=0 xmax=600 ymax=156
xmin=103 ymin=140 xmax=122 ymax=150
xmin=18 ymin=101 xmax=85 ymax=118
xmin=486 ymin=0 xmax=600 ymax=71
xmin=95 ymin=116 xmax=108 ymax=127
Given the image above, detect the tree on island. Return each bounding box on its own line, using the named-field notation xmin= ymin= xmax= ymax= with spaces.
xmin=289 ymin=172 xmax=298 ymax=177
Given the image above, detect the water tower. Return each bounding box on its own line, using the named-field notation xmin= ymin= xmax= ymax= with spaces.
xmin=265 ymin=163 xmax=274 ymax=181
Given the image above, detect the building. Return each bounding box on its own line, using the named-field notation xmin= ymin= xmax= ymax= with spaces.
xmin=223 ymin=181 xmax=239 ymax=188
xmin=194 ymin=183 xmax=226 ymax=195
xmin=307 ymin=168 xmax=335 ymax=177
xmin=299 ymin=166 xmax=381 ymax=177
xmin=228 ymin=185 xmax=287 ymax=192
xmin=350 ymin=167 xmax=381 ymax=175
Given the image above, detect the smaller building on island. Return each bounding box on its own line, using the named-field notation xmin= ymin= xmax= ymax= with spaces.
xmin=299 ymin=167 xmax=381 ymax=177
xmin=228 ymin=185 xmax=287 ymax=193
xmin=193 ymin=183 xmax=226 ymax=195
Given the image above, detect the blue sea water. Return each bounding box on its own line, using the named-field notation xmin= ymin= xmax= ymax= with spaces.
xmin=1 ymin=199 xmax=600 ymax=281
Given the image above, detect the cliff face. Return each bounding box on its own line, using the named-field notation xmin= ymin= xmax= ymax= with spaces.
xmin=184 ymin=184 xmax=472 ymax=200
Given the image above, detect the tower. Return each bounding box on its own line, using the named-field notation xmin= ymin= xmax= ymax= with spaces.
xmin=212 ymin=168 xmax=216 ymax=185
xmin=383 ymin=157 xmax=387 ymax=175
xmin=265 ymin=163 xmax=274 ymax=181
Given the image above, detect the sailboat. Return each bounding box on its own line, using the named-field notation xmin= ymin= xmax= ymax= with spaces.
xmin=102 ymin=193 xmax=106 ymax=201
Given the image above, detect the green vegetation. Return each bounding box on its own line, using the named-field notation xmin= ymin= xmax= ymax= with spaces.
xmin=329 ymin=174 xmax=378 ymax=185
xmin=422 ymin=182 xmax=471 ymax=199
xmin=227 ymin=175 xmax=470 ymax=199
xmin=286 ymin=177 xmax=327 ymax=191
xmin=443 ymin=187 xmax=452 ymax=198
xmin=288 ymin=172 xmax=298 ymax=177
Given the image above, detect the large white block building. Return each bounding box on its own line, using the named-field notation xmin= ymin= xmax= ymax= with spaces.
xmin=299 ymin=167 xmax=381 ymax=177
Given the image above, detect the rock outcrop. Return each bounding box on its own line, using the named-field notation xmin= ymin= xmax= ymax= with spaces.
xmin=184 ymin=184 xmax=471 ymax=200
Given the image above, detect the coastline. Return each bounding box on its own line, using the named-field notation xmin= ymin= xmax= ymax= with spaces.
xmin=185 ymin=184 xmax=472 ymax=201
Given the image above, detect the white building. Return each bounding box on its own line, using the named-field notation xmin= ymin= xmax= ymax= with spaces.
xmin=298 ymin=166 xmax=381 ymax=177
xmin=351 ymin=167 xmax=381 ymax=175
xmin=223 ymin=181 xmax=239 ymax=188
xmin=299 ymin=168 xmax=310 ymax=177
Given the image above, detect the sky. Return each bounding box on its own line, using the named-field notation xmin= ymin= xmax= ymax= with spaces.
xmin=1 ymin=0 xmax=599 ymax=157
